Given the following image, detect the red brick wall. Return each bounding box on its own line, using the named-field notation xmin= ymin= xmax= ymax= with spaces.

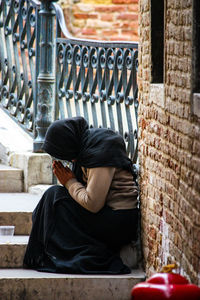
xmin=139 ymin=0 xmax=200 ymax=284
xmin=59 ymin=0 xmax=138 ymax=41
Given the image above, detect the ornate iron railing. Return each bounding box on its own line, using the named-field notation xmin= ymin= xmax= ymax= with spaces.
xmin=0 ymin=0 xmax=40 ymax=133
xmin=0 ymin=0 xmax=138 ymax=163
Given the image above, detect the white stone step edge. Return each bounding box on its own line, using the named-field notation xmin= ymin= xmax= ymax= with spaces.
xmin=0 ymin=268 xmax=146 ymax=300
xmin=0 ymin=235 xmax=29 ymax=244
xmin=0 ymin=268 xmax=146 ymax=279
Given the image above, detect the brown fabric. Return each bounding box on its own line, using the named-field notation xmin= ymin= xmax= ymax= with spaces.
xmin=65 ymin=167 xmax=138 ymax=212
xmin=106 ymin=168 xmax=138 ymax=210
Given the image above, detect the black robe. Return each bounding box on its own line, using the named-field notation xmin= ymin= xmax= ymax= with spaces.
xmin=23 ymin=117 xmax=138 ymax=274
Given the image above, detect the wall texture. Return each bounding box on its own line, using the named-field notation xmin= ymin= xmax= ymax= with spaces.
xmin=59 ymin=0 xmax=138 ymax=41
xmin=138 ymin=0 xmax=200 ymax=284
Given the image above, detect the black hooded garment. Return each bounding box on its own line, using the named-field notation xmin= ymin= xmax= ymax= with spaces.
xmin=23 ymin=117 xmax=138 ymax=274
xmin=42 ymin=116 xmax=134 ymax=172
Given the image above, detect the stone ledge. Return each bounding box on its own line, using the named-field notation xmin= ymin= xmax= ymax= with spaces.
xmin=149 ymin=83 xmax=165 ymax=108
xmin=0 ymin=193 xmax=40 ymax=212
xmin=0 ymin=269 xmax=145 ymax=300
xmin=0 ymin=212 xmax=32 ymax=235
xmin=0 ymin=164 xmax=23 ymax=177
xmin=0 ymin=164 xmax=23 ymax=192
xmin=0 ymin=236 xmax=29 ymax=268
xmin=0 ymin=193 xmax=40 ymax=235
xmin=0 ymin=236 xmax=29 ymax=244
xmin=10 ymin=153 xmax=53 ymax=192
xmin=0 ymin=268 xmax=145 ymax=279
xmin=193 ymin=93 xmax=200 ymax=118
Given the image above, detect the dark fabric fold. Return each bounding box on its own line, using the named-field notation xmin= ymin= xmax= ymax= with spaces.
xmin=23 ymin=185 xmax=138 ymax=274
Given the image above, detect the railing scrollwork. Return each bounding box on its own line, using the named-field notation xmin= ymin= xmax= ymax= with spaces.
xmin=0 ymin=0 xmax=41 ymax=133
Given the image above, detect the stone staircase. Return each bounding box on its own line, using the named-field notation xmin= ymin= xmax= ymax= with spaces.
xmin=0 ymin=109 xmax=145 ymax=299
xmin=0 ymin=191 xmax=145 ymax=300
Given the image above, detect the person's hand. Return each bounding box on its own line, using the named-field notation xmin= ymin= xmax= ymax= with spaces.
xmin=52 ymin=161 xmax=75 ymax=186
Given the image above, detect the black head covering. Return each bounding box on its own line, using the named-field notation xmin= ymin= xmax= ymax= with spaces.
xmin=42 ymin=117 xmax=89 ymax=161
xmin=42 ymin=117 xmax=133 ymax=173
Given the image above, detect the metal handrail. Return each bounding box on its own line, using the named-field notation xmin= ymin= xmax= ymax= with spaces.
xmin=0 ymin=0 xmax=40 ymax=136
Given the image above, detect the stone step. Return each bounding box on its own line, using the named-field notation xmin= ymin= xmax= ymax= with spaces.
xmin=28 ymin=184 xmax=52 ymax=197
xmin=0 ymin=108 xmax=32 ymax=165
xmin=0 ymin=268 xmax=145 ymax=300
xmin=0 ymin=235 xmax=140 ymax=269
xmin=0 ymin=236 xmax=29 ymax=268
xmin=0 ymin=164 xmax=23 ymax=192
xmin=0 ymin=193 xmax=40 ymax=235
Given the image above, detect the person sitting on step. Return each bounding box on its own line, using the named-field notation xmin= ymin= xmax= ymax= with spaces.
xmin=23 ymin=116 xmax=139 ymax=274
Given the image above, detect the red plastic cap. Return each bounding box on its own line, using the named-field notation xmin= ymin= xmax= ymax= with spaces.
xmin=131 ymin=273 xmax=200 ymax=300
xmin=147 ymin=273 xmax=189 ymax=285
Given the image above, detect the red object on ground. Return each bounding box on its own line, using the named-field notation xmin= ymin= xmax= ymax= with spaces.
xmin=131 ymin=272 xmax=200 ymax=300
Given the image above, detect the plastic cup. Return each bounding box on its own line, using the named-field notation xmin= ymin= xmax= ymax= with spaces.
xmin=0 ymin=226 xmax=15 ymax=236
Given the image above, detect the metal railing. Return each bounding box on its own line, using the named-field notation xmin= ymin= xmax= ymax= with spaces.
xmin=0 ymin=0 xmax=40 ymax=133
xmin=0 ymin=0 xmax=138 ymax=163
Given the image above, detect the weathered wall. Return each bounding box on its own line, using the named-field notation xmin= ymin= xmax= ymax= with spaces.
xmin=59 ymin=0 xmax=138 ymax=41
xmin=138 ymin=0 xmax=200 ymax=284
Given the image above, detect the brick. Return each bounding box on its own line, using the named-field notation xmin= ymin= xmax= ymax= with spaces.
xmin=73 ymin=3 xmax=94 ymax=13
xmin=121 ymin=29 xmax=138 ymax=36
xmin=72 ymin=19 xmax=86 ymax=28
xmin=193 ymin=140 xmax=200 ymax=156
xmin=110 ymin=35 xmax=135 ymax=41
xmin=101 ymin=30 xmax=118 ymax=36
xmin=120 ymin=21 xmax=138 ymax=29
xmin=86 ymin=19 xmax=112 ymax=28
xmin=95 ymin=5 xmax=126 ymax=13
xmin=118 ymin=13 xmax=138 ymax=20
xmin=193 ymin=173 xmax=200 ymax=193
xmin=128 ymin=4 xmax=139 ymax=12
xmin=112 ymin=0 xmax=138 ymax=3
xmin=190 ymin=124 xmax=200 ymax=139
xmin=180 ymin=166 xmax=193 ymax=186
xmin=100 ymin=14 xmax=114 ymax=22
xmin=73 ymin=13 xmax=98 ymax=19
xmin=83 ymin=0 xmax=112 ymax=3
xmin=81 ymin=28 xmax=97 ymax=35
xmin=149 ymin=226 xmax=157 ymax=240
xmin=169 ymin=116 xmax=192 ymax=136
xmin=190 ymin=156 xmax=200 ymax=173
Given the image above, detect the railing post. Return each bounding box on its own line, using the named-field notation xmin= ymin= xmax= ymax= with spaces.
xmin=33 ymin=0 xmax=57 ymax=152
